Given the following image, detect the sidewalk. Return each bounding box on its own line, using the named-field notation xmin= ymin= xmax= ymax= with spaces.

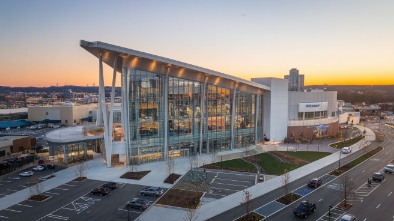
xmin=0 ymin=126 xmax=375 ymax=220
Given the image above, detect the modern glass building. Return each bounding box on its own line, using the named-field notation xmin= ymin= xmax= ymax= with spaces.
xmin=81 ymin=40 xmax=270 ymax=167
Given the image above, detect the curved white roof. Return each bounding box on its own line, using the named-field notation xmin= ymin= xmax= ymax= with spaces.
xmin=46 ymin=126 xmax=103 ymax=143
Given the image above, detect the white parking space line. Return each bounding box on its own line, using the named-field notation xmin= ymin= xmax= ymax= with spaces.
xmin=206 ymin=192 xmax=227 ymax=197
xmin=377 ymin=204 xmax=381 ymax=208
xmin=6 ymin=189 xmax=18 ymax=192
xmin=19 ymin=185 xmax=28 ymax=188
xmin=62 ymin=184 xmax=76 ymax=187
xmin=46 ymin=214 xmax=69 ymax=220
xmin=3 ymin=209 xmax=21 ymax=213
xmin=16 ymin=203 xmax=32 ymax=207
xmin=0 ymin=181 xmax=11 ymax=183
xmin=46 ymin=192 xmax=60 ymax=195
xmin=318 ymin=198 xmax=323 ymax=202
xmin=214 ymin=182 xmax=249 ymax=188
xmin=53 ymin=188 xmax=68 ymax=191
xmin=214 ymin=178 xmax=253 ymax=183
xmin=214 ymin=171 xmax=255 ymax=177
xmin=0 ymin=215 xmax=8 ymax=218
xmin=388 ymin=192 xmax=392 ymax=196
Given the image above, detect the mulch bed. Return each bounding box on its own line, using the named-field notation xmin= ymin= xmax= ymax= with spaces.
xmin=156 ymin=188 xmax=203 ymax=209
xmin=235 ymin=212 xmax=264 ymax=221
xmin=72 ymin=177 xmax=87 ymax=182
xmin=120 ymin=171 xmax=151 ymax=180
xmin=276 ymin=193 xmax=301 ymax=205
xmin=28 ymin=194 xmax=51 ymax=202
xmin=164 ymin=173 xmax=181 ymax=184
xmin=336 ymin=201 xmax=353 ymax=210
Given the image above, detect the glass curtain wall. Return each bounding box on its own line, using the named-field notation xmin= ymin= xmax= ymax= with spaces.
xmin=168 ymin=78 xmax=201 ymax=157
xmin=234 ymin=91 xmax=256 ymax=148
xmin=202 ymin=85 xmax=232 ymax=153
xmin=129 ymin=70 xmax=165 ymax=163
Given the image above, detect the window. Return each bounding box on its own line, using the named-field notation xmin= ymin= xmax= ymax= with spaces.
xmin=74 ymin=119 xmax=76 ymax=123
xmin=331 ymin=112 xmax=335 ymax=117
xmin=298 ymin=112 xmax=303 ymax=120
xmin=65 ymin=120 xmax=68 ymax=123
xmin=46 ymin=112 xmax=48 ymax=115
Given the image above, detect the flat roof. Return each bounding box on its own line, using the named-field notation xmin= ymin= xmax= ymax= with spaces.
xmin=80 ymin=40 xmax=270 ymax=94
xmin=46 ymin=126 xmax=103 ymax=144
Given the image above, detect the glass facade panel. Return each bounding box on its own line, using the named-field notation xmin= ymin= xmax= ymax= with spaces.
xmin=127 ymin=69 xmax=264 ymax=163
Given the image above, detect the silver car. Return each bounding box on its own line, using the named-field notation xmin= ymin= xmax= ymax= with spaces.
xmin=140 ymin=187 xmax=163 ymax=197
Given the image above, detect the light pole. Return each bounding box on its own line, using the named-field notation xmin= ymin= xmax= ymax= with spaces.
xmin=328 ymin=205 xmax=333 ymax=221
xmin=339 ymin=150 xmax=342 ymax=168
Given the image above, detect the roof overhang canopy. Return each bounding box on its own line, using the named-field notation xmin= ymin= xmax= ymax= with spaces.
xmin=80 ymin=40 xmax=270 ymax=94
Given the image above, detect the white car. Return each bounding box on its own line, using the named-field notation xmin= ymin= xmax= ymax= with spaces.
xmin=341 ymin=147 xmax=352 ymax=154
xmin=19 ymin=171 xmax=34 ymax=177
xmin=339 ymin=214 xmax=356 ymax=221
xmin=384 ymin=164 xmax=394 ymax=173
xmin=32 ymin=166 xmax=44 ymax=171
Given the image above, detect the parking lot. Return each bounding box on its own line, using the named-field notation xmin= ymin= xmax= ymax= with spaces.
xmin=0 ymin=179 xmax=167 ymax=221
xmin=203 ymin=169 xmax=256 ymax=200
xmin=0 ymin=165 xmax=66 ymax=198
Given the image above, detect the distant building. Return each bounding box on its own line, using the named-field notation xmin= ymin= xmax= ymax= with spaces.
xmin=284 ymin=68 xmax=304 ymax=91
xmin=28 ymin=103 xmax=97 ymax=126
xmin=0 ymin=136 xmax=33 ymax=157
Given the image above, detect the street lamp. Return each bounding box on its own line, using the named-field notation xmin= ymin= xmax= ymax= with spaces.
xmin=328 ymin=205 xmax=333 ymax=220
xmin=339 ymin=150 xmax=342 ymax=168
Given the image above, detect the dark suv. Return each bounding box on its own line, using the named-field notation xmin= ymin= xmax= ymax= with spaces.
xmin=307 ymin=178 xmax=322 ymax=188
xmin=372 ymin=172 xmax=385 ymax=181
xmin=140 ymin=187 xmax=163 ymax=197
xmin=90 ymin=187 xmax=109 ymax=196
xmin=102 ymin=182 xmax=117 ymax=190
xmin=293 ymin=201 xmax=316 ymax=218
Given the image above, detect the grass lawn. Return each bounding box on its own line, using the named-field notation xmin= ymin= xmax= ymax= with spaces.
xmin=256 ymin=153 xmax=300 ymax=175
xmin=282 ymin=151 xmax=331 ymax=162
xmin=205 ymin=158 xmax=256 ymax=172
xmin=330 ymin=135 xmax=364 ymax=149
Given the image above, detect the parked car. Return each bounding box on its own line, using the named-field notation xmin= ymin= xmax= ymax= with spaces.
xmin=372 ymin=172 xmax=385 ymax=181
xmin=102 ymin=182 xmax=117 ymax=190
xmin=140 ymin=187 xmax=164 ymax=197
xmin=126 ymin=198 xmax=152 ymax=210
xmin=307 ymin=178 xmax=322 ymax=188
xmin=339 ymin=214 xmax=356 ymax=221
xmin=341 ymin=147 xmax=352 ymax=154
xmin=32 ymin=165 xmax=45 ymax=171
xmin=293 ymin=200 xmax=316 ymax=218
xmin=19 ymin=171 xmax=34 ymax=177
xmin=90 ymin=187 xmax=109 ymax=196
xmin=45 ymin=164 xmax=56 ymax=169
xmin=384 ymin=164 xmax=394 ymax=173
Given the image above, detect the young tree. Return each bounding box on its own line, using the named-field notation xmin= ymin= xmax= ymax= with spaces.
xmin=75 ymin=162 xmax=88 ymax=178
xmin=129 ymin=157 xmax=139 ymax=172
xmin=211 ymin=148 xmax=218 ymax=164
xmin=281 ymin=169 xmax=291 ymax=195
xmin=240 ymin=189 xmax=253 ymax=215
xmin=183 ymin=202 xmax=198 ymax=221
xmin=166 ymin=155 xmax=175 ymax=176
xmin=338 ymin=175 xmax=356 ymax=207
xmin=29 ymin=177 xmax=43 ymax=197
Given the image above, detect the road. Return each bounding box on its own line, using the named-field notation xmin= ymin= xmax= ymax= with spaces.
xmin=209 ymin=122 xmax=394 ymax=221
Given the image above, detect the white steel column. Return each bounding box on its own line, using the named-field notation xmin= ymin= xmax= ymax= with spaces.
xmin=97 ymin=54 xmax=103 ymax=127
xmin=230 ymin=85 xmax=237 ymax=150
xmin=254 ymin=94 xmax=260 ymax=145
xmin=108 ymin=57 xmax=117 ymax=164
xmin=163 ymin=68 xmax=169 ymax=159
xmin=199 ymin=76 xmax=207 ymax=155
xmin=98 ymin=55 xmax=111 ymax=167
xmin=121 ymin=67 xmax=130 ymax=165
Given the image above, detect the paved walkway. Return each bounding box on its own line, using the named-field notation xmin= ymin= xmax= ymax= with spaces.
xmin=0 ymin=125 xmax=375 ymax=221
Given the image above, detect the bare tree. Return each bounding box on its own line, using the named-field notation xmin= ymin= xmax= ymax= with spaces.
xmin=129 ymin=157 xmax=140 ymax=172
xmin=240 ymin=189 xmax=253 ymax=215
xmin=183 ymin=205 xmax=197 ymax=221
xmin=166 ymin=155 xmax=175 ymax=176
xmin=188 ymin=154 xmax=198 ymax=170
xmin=75 ymin=162 xmax=88 ymax=178
xmin=281 ymin=169 xmax=291 ymax=195
xmin=29 ymin=177 xmax=43 ymax=197
xmin=338 ymin=175 xmax=356 ymax=207
xmin=211 ymin=149 xmax=218 ymax=164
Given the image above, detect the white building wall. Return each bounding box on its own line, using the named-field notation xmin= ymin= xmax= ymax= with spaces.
xmin=252 ymin=78 xmax=288 ymax=141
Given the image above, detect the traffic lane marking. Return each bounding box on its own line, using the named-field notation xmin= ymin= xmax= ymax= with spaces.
xmin=3 ymin=208 xmax=21 ymax=213
xmin=214 ymin=177 xmax=254 ymax=184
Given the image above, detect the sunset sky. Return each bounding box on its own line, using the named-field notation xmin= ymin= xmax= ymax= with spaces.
xmin=1 ymin=0 xmax=394 ymax=87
